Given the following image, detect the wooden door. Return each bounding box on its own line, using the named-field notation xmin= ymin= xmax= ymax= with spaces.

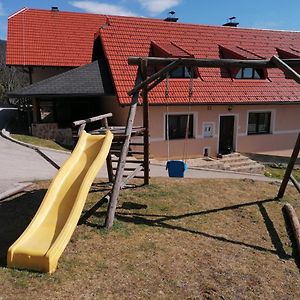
xmin=219 ymin=116 xmax=235 ymax=155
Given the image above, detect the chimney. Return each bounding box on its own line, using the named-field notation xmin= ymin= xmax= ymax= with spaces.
xmin=164 ymin=11 xmax=178 ymax=22
xmin=51 ymin=7 xmax=59 ymax=12
xmin=223 ymin=16 xmax=239 ymax=27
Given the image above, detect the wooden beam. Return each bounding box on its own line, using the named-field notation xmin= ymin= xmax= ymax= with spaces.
xmin=271 ymin=55 xmax=300 ymax=84
xmin=121 ymin=165 xmax=144 ymax=187
xmin=105 ymin=68 xmax=143 ymax=228
xmin=102 ymin=115 xmax=114 ymax=183
xmin=290 ymin=175 xmax=300 ymax=194
xmin=0 ymin=183 xmax=33 ymax=201
xmin=128 ymin=56 xmax=300 ymax=69
xmin=35 ymin=148 xmax=60 ymax=170
xmin=72 ymin=113 xmax=113 ymax=127
xmin=141 ymin=59 xmax=150 ymax=185
xmin=79 ymin=192 xmax=110 ymax=224
xmin=278 ymin=132 xmax=300 ymax=198
xmin=128 ymin=59 xmax=182 ymax=96
xmin=283 ymin=203 xmax=300 ymax=260
xmin=146 ymin=75 xmax=167 ymax=92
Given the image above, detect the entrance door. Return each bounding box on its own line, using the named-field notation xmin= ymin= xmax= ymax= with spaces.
xmin=219 ymin=116 xmax=235 ymax=155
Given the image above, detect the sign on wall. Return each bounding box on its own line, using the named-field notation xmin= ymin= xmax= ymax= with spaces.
xmin=203 ymin=122 xmax=214 ymax=138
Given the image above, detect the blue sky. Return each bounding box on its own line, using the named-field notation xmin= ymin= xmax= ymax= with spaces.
xmin=1 ymin=0 xmax=300 ymax=40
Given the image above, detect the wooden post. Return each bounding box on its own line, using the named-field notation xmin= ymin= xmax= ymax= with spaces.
xmin=283 ymin=203 xmax=300 ymax=259
xmin=278 ymin=133 xmax=300 ymax=198
xmin=128 ymin=59 xmax=182 ymax=96
xmin=290 ymin=175 xmax=300 ymax=194
xmin=105 ymin=67 xmax=143 ymax=228
xmin=141 ymin=59 xmax=150 ymax=185
xmin=271 ymin=55 xmax=300 ymax=84
xmin=102 ymin=117 xmax=114 ymax=183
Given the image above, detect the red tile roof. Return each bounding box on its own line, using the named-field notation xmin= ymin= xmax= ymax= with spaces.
xmin=6 ymin=8 xmax=107 ymax=67
xmin=98 ymin=16 xmax=300 ymax=105
xmin=6 ymin=9 xmax=300 ymax=105
xmin=152 ymin=41 xmax=193 ymax=57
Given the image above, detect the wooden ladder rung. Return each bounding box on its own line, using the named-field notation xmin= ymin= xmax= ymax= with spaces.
xmin=110 ymin=150 xmax=144 ymax=155
xmin=111 ymin=159 xmax=144 ymax=164
xmin=129 ymin=142 xmax=145 ymax=146
xmin=113 ymin=167 xmax=144 ymax=171
xmin=120 ymin=165 xmax=144 ymax=186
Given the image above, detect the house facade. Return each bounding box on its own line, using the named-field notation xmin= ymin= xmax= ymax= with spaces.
xmin=6 ymin=8 xmax=300 ymax=158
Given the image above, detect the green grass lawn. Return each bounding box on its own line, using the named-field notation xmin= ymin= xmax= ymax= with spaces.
xmin=265 ymin=165 xmax=300 ymax=181
xmin=1 ymin=178 xmax=300 ymax=299
xmin=10 ymin=134 xmax=68 ymax=151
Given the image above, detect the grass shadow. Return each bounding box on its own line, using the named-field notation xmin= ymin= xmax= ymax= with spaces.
xmin=114 ymin=197 xmax=292 ymax=259
xmin=0 ymin=189 xmax=46 ymax=267
xmin=121 ymin=202 xmax=148 ymax=210
xmin=258 ymin=203 xmax=289 ymax=259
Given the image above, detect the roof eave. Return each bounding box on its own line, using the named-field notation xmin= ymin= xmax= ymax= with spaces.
xmin=8 ymin=93 xmax=115 ymax=98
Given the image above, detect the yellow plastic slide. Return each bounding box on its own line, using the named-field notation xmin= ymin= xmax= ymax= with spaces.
xmin=7 ymin=130 xmax=113 ymax=273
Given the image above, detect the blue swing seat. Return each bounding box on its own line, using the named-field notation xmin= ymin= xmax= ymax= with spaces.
xmin=166 ymin=160 xmax=188 ymax=178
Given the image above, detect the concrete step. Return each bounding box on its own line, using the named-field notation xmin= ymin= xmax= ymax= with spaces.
xmin=186 ymin=152 xmax=265 ymax=174
xmin=220 ymin=153 xmax=265 ymax=174
xmin=222 ymin=152 xmax=241 ymax=158
xmin=221 ymin=154 xmax=249 ymax=163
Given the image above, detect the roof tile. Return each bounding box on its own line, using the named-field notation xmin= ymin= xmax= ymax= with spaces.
xmin=99 ymin=16 xmax=300 ymax=105
xmin=7 ymin=9 xmax=300 ymax=105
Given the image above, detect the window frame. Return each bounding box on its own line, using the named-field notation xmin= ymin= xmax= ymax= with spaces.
xmin=247 ymin=111 xmax=272 ymax=135
xmin=165 ymin=113 xmax=195 ymax=140
xmin=235 ymin=67 xmax=265 ymax=80
xmin=39 ymin=100 xmax=55 ymax=123
xmin=168 ymin=66 xmax=196 ymax=79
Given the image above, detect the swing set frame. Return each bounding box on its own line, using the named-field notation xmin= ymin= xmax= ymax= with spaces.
xmin=105 ymin=55 xmax=300 ymax=228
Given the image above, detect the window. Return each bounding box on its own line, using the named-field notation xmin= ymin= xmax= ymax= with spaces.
xmin=150 ymin=41 xmax=199 ymax=78
xmin=248 ymin=112 xmax=271 ymax=135
xmin=169 ymin=66 xmax=194 ymax=78
xmin=40 ymin=101 xmax=55 ymax=123
xmin=235 ymin=68 xmax=264 ymax=79
xmin=166 ymin=114 xmax=194 ymax=140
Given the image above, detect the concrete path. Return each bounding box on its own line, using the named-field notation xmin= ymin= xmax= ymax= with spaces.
xmin=0 ymin=106 xmax=275 ymax=198
xmin=150 ymin=161 xmax=275 ymax=181
xmin=0 ymin=132 xmax=113 ymax=188
xmin=0 ymin=134 xmax=60 ymax=192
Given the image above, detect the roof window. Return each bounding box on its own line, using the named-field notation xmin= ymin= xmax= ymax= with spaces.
xmin=235 ymin=67 xmax=265 ymax=79
xmin=219 ymin=45 xmax=266 ymax=79
xmin=150 ymin=41 xmax=198 ymax=78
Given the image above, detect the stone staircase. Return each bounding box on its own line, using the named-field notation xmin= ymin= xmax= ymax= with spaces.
xmin=221 ymin=153 xmax=265 ymax=174
xmin=187 ymin=153 xmax=265 ymax=174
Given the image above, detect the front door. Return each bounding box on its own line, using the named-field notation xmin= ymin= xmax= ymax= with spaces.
xmin=219 ymin=116 xmax=235 ymax=155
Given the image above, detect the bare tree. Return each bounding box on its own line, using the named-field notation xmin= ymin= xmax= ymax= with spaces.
xmin=0 ymin=40 xmax=29 ymax=105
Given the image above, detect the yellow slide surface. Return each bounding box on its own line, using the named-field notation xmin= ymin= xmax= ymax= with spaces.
xmin=7 ymin=130 xmax=113 ymax=273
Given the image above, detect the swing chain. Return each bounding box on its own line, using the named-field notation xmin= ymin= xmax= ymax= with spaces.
xmin=183 ymin=67 xmax=194 ymax=163
xmin=165 ymin=72 xmax=170 ymax=162
xmin=165 ymin=73 xmax=170 ymax=98
xmin=188 ymin=67 xmax=194 ymax=98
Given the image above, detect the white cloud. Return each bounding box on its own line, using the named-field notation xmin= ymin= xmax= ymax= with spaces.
xmin=138 ymin=0 xmax=181 ymax=15
xmin=70 ymin=1 xmax=136 ymax=16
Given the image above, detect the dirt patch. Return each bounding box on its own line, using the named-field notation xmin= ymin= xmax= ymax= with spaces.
xmin=0 ymin=178 xmax=299 ymax=299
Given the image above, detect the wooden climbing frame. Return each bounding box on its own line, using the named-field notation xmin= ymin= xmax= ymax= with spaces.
xmin=277 ymin=132 xmax=300 ymax=198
